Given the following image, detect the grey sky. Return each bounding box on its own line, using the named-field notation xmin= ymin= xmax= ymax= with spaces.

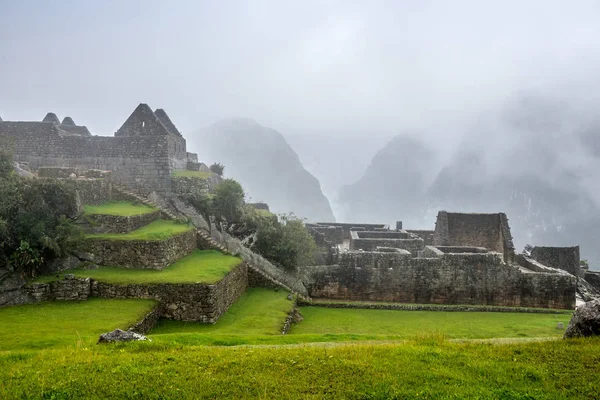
xmin=2 ymin=0 xmax=599 ymax=144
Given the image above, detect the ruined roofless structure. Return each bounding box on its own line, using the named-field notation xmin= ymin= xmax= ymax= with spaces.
xmin=301 ymin=211 xmax=578 ymax=309
xmin=0 ymin=104 xmax=200 ymax=194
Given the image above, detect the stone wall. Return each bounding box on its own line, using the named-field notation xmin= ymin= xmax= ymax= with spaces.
xmin=350 ymin=230 xmax=425 ymax=256
xmin=0 ymin=124 xmax=184 ymax=195
xmin=171 ymin=176 xmax=211 ymax=197
xmin=314 ymin=222 xmax=388 ymax=239
xmin=81 ymin=211 xmax=161 ymax=234
xmin=531 ymin=246 xmax=581 ymax=277
xmin=406 ymin=230 xmax=435 ymax=245
xmin=433 ymin=211 xmax=515 ymax=262
xmin=584 ymin=271 xmax=600 ymax=292
xmin=299 ymin=251 xmax=576 ymax=309
xmin=86 ymin=229 xmax=197 ymax=269
xmin=25 ymin=263 xmax=248 ymax=323
xmin=307 ymin=225 xmax=344 ymax=244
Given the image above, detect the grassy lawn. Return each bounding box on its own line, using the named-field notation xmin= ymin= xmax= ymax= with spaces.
xmin=150 ymin=288 xmax=293 ymax=345
xmin=1 ymin=338 xmax=599 ymax=398
xmin=35 ymin=250 xmax=242 ymax=285
xmin=290 ymin=307 xmax=571 ymax=340
xmin=85 ymin=219 xmax=192 ymax=241
xmin=83 ymin=201 xmax=158 ymax=216
xmin=0 ymin=299 xmax=156 ymax=351
xmin=172 ymin=170 xmax=214 ymax=179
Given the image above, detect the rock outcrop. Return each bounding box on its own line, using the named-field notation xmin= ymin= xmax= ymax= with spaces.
xmin=192 ymin=118 xmax=335 ymax=222
xmin=564 ymin=299 xmax=600 ymax=338
xmin=98 ymin=329 xmax=150 ymax=343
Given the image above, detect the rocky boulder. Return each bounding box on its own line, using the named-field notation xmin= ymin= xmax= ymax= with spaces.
xmin=97 ymin=329 xmax=150 ymax=344
xmin=564 ymin=299 xmax=600 ymax=338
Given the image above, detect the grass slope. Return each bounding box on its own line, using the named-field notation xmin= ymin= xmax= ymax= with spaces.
xmin=86 ymin=219 xmax=192 ymax=241
xmin=35 ymin=250 xmax=242 ymax=285
xmin=1 ymin=339 xmax=599 ymax=398
xmin=172 ymin=170 xmax=214 ymax=179
xmin=151 ymin=288 xmax=293 ymax=345
xmin=83 ymin=201 xmax=158 ymax=216
xmin=290 ymin=307 xmax=571 ymax=340
xmin=0 ymin=299 xmax=156 ymax=351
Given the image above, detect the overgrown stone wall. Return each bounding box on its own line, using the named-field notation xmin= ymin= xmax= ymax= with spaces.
xmin=86 ymin=229 xmax=197 ymax=270
xmin=171 ymin=176 xmax=221 ymax=197
xmin=299 ymin=251 xmax=576 ymax=309
xmin=25 ymin=263 xmax=248 ymax=323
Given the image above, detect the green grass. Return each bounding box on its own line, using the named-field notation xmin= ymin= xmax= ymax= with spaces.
xmin=256 ymin=209 xmax=275 ymax=217
xmin=289 ymin=307 xmax=571 ymax=340
xmin=86 ymin=219 xmax=192 ymax=241
xmin=147 ymin=288 xmax=570 ymax=347
xmin=1 ymin=338 xmax=599 ymax=398
xmin=172 ymin=170 xmax=214 ymax=178
xmin=150 ymin=288 xmax=293 ymax=345
xmin=83 ymin=201 xmax=158 ymax=216
xmin=0 ymin=299 xmax=156 ymax=351
xmin=34 ymin=250 xmax=242 ymax=285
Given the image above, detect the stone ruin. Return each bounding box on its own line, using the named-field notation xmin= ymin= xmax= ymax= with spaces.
xmin=0 ymin=104 xmax=201 ymax=195
xmin=301 ymin=211 xmax=585 ymax=310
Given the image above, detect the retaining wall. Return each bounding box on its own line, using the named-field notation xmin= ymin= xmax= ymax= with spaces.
xmin=25 ymin=262 xmax=248 ymax=323
xmin=86 ymin=229 xmax=197 ymax=269
xmin=299 ymin=251 xmax=576 ymax=309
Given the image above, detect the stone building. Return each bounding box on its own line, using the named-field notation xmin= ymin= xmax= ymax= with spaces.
xmin=301 ymin=211 xmax=578 ymax=309
xmin=0 ymin=104 xmax=199 ymax=195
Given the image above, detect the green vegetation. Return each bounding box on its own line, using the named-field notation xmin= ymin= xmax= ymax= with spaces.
xmin=172 ymin=170 xmax=214 ymax=179
xmin=251 ymin=213 xmax=317 ymax=272
xmin=209 ymin=162 xmax=225 ymax=176
xmin=151 ymin=288 xmax=292 ymax=345
xmin=291 ymin=307 xmax=571 ymax=340
xmin=83 ymin=201 xmax=158 ymax=216
xmin=256 ymin=208 xmax=275 ymax=217
xmin=212 ymin=178 xmax=245 ymax=224
xmin=34 ymin=250 xmax=242 ymax=285
xmin=0 ymin=150 xmax=83 ymax=275
xmin=0 ymin=298 xmax=156 ymax=351
xmin=86 ymin=219 xmax=192 ymax=241
xmin=1 ymin=338 xmax=599 ymax=398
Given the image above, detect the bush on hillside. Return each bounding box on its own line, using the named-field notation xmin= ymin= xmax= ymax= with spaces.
xmin=0 ymin=152 xmax=83 ymax=276
xmin=209 ymin=162 xmax=225 ymax=176
xmin=212 ymin=179 xmax=245 ymax=225
xmin=251 ymin=213 xmax=316 ymax=272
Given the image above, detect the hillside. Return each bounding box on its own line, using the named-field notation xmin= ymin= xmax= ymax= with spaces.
xmin=191 ymin=118 xmax=335 ymax=222
xmin=337 ymin=94 xmax=600 ymax=267
xmin=338 ymin=134 xmax=438 ymax=224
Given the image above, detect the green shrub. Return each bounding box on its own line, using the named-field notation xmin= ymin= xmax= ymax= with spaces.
xmin=0 ymin=152 xmax=83 ymax=276
xmin=212 ymin=179 xmax=245 ymax=225
xmin=252 ymin=213 xmax=316 ymax=272
xmin=209 ymin=162 xmax=225 ymax=176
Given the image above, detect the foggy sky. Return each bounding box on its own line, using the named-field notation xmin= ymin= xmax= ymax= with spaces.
xmin=1 ymin=0 xmax=599 ymax=140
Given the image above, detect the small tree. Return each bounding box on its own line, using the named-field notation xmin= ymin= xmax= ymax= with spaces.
xmin=252 ymin=213 xmax=316 ymax=272
xmin=212 ymin=179 xmax=245 ymax=225
xmin=184 ymin=192 xmax=214 ymax=230
xmin=209 ymin=162 xmax=225 ymax=176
